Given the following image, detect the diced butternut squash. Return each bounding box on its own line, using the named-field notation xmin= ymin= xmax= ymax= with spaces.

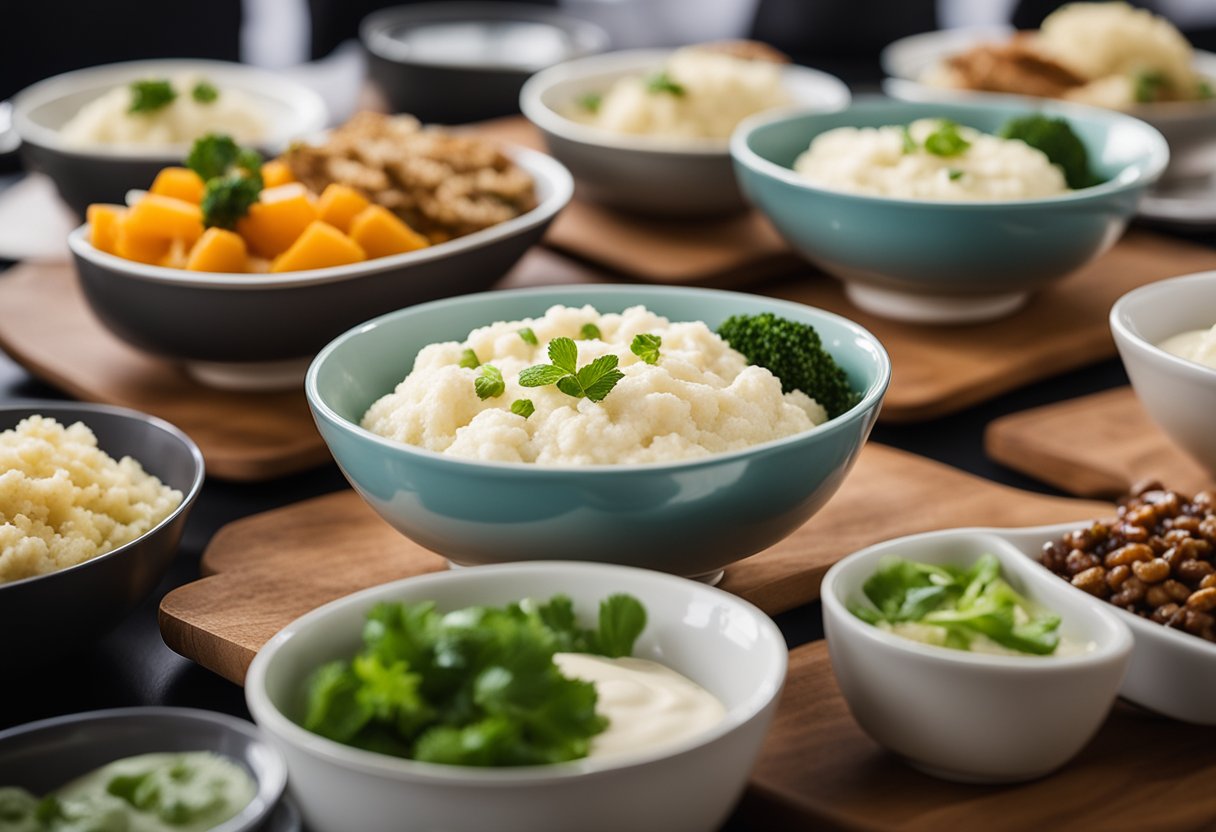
xmin=125 ymin=194 xmax=204 ymax=245
xmin=114 ymin=222 xmax=172 ymax=265
xmin=261 ymin=159 xmax=295 ymax=189
xmin=316 ymin=184 xmax=371 ymax=234
xmin=87 ymin=204 xmax=125 ymax=254
xmin=270 ymin=221 xmax=365 ymax=272
xmin=237 ymin=186 xmax=318 ymax=258
xmin=186 ymin=228 xmax=248 ymax=273
xmin=149 ymin=167 xmax=205 ymax=203
xmin=348 ymin=205 xmax=429 ymax=259
xmin=160 ymin=238 xmax=191 ymax=270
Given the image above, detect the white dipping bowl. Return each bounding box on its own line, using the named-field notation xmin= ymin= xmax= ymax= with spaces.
xmin=246 ymin=561 xmax=787 ymax=832
xmin=822 ymin=529 xmax=1133 ymax=783
xmin=1111 ymin=270 xmax=1216 ymax=474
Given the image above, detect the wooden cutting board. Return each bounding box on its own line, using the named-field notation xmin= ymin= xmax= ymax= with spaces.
xmin=985 ymin=387 xmax=1214 ymax=498
xmin=741 ymin=642 xmax=1216 ymax=831
xmin=158 ymin=443 xmax=1109 ymax=685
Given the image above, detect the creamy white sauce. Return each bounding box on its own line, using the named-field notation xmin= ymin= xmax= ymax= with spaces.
xmin=1158 ymin=324 xmax=1216 ymax=370
xmin=554 ymin=653 xmax=726 ymax=758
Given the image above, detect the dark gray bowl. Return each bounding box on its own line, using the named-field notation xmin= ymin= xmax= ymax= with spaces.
xmin=67 ymin=146 xmax=573 ymax=391
xmin=361 ymin=2 xmax=608 ymax=124
xmin=0 ymin=707 xmax=286 ymax=832
xmin=0 ymin=403 xmax=204 ymax=666
xmin=12 ymin=59 xmax=328 ymax=217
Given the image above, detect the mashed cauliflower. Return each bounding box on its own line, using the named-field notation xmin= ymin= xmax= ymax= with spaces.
xmin=793 ymin=118 xmax=1069 ymax=201
xmin=573 ymin=46 xmax=790 ymax=140
xmin=0 ymin=416 xmax=182 ymax=584
xmin=362 ymin=305 xmax=826 ymax=465
xmin=60 ymin=75 xmax=265 ymax=148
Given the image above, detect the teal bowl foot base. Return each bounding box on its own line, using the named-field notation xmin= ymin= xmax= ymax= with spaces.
xmin=844 ymin=282 xmax=1028 ymax=325
xmin=446 ymin=559 xmax=725 ymax=586
xmin=186 ymin=357 xmax=313 ymax=392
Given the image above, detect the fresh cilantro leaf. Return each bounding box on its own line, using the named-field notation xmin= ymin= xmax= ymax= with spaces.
xmin=1134 ymin=69 xmax=1168 ymax=103
xmin=594 ymin=594 xmax=647 ymax=658
xmin=510 ymin=398 xmax=535 ymax=418
xmin=647 ymin=71 xmax=686 ymax=96
xmin=923 ymin=120 xmax=971 ymax=157
xmin=630 ymin=333 xmax=661 ymax=365
xmin=519 ymin=364 xmax=568 ymax=387
xmin=518 ymin=327 xmax=538 ymax=346
xmin=475 ymin=364 xmax=505 ymax=399
xmin=304 ymin=662 xmax=372 ymax=742
xmin=579 ymin=323 xmax=602 ymax=340
xmin=128 ymin=79 xmax=176 ymax=114
xmin=547 ymin=337 xmax=579 ymax=374
xmin=577 ymin=92 xmax=603 ymax=113
xmin=459 ymin=348 xmax=480 ymax=369
xmin=900 ymin=125 xmax=917 ymax=154
xmin=192 ymin=80 xmax=219 ymax=103
xmin=947 ymin=168 xmax=964 ymax=181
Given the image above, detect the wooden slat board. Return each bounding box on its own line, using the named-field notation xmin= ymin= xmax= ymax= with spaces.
xmin=742 ymin=642 xmax=1216 ymax=831
xmin=985 ymin=387 xmax=1214 ymax=498
xmin=159 ymin=443 xmax=1109 ymax=685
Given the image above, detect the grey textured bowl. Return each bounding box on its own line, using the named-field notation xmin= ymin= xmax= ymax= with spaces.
xmin=0 ymin=402 xmax=204 ymax=666
xmin=12 ymin=59 xmax=328 ymax=217
xmin=0 ymin=707 xmax=286 ymax=832
xmin=67 ymin=146 xmax=572 ymax=391
xmin=362 ymin=2 xmax=608 ymax=124
xmin=520 ymin=49 xmax=851 ymax=217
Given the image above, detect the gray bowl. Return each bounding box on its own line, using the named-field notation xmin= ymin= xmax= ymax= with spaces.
xmin=0 ymin=707 xmax=287 ymax=832
xmin=67 ymin=145 xmax=573 ymax=391
xmin=520 ymin=49 xmax=851 ymax=218
xmin=12 ymin=59 xmax=328 ymax=217
xmin=0 ymin=402 xmax=204 ymax=666
xmin=362 ymin=2 xmax=608 ymax=124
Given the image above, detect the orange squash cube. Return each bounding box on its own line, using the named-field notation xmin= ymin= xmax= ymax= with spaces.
xmin=270 ymin=221 xmax=365 ymax=273
xmin=316 ymin=184 xmax=371 ymax=234
xmin=237 ymin=185 xmax=318 ymax=258
xmin=125 ymin=193 xmax=204 ymax=245
xmin=149 ymin=167 xmax=205 ymax=203
xmin=349 ymin=205 xmax=429 ymax=259
xmin=114 ymin=221 xmax=172 ymax=265
xmin=87 ymin=204 xmax=126 ymax=254
xmin=261 ymin=160 xmax=295 ymax=189
xmin=186 ymin=228 xmax=249 ymax=273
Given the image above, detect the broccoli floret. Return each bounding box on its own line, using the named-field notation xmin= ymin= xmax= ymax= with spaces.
xmin=186 ymin=134 xmax=265 ymax=229
xmin=998 ymin=114 xmax=1100 ymax=190
xmin=717 ymin=313 xmax=859 ymax=419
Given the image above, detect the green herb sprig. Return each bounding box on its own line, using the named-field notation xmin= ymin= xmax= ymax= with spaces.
xmin=459 ymin=348 xmax=480 ymax=369
xmin=518 ymin=328 xmax=539 ymax=346
xmin=630 ymin=333 xmax=661 ymax=365
xmin=923 ymin=120 xmax=971 ymax=157
xmin=510 ymin=399 xmax=535 ymax=418
xmin=186 ymin=134 xmax=265 ymax=229
xmin=129 ymin=79 xmax=177 ymax=114
xmin=519 ymin=337 xmax=624 ymax=403
xmin=579 ymin=323 xmax=602 ymax=340
xmin=475 ymin=365 xmax=505 ymax=400
xmin=192 ymin=80 xmax=219 ymax=103
xmin=577 ymin=92 xmax=603 ymax=113
xmin=646 ymin=71 xmax=686 ymax=97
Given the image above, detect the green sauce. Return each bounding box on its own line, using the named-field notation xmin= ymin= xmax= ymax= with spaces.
xmin=0 ymin=752 xmax=255 ymax=832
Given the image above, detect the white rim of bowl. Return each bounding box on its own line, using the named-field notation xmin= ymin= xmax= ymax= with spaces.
xmin=821 ymin=526 xmax=1136 ymax=670
xmin=245 ymin=560 xmax=789 ymax=784
xmin=305 ymin=284 xmax=892 ymax=475
xmin=0 ymin=400 xmax=205 ymax=592
xmin=13 ymin=59 xmax=329 ymax=160
xmin=66 ymin=144 xmax=573 ymax=289
xmin=1110 ymin=269 xmax=1216 ymax=381
xmin=519 ymin=49 xmax=851 ymax=157
xmin=730 ymin=95 xmax=1170 ymax=209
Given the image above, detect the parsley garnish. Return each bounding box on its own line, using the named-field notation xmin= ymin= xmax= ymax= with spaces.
xmin=900 ymin=125 xmax=917 ymax=154
xmin=519 ymin=337 xmax=624 ymax=403
xmin=475 ymin=365 xmax=505 ymax=400
xmin=186 ymin=134 xmax=264 ymax=229
xmin=646 ymin=71 xmax=686 ymax=97
xmin=923 ymin=120 xmax=971 ymax=157
xmin=630 ymin=333 xmax=661 ymax=365
xmin=186 ymin=134 xmax=262 ymax=182
xmin=518 ymin=327 xmax=538 ymax=346
xmin=577 ymin=92 xmax=603 ymax=113
xmin=947 ymin=168 xmax=964 ymax=181
xmin=128 ymin=79 xmax=176 ymax=114
xmin=1134 ymin=70 xmax=1168 ymax=103
xmin=510 ymin=399 xmax=535 ymax=419
xmin=459 ymin=348 xmax=480 ymax=369
xmin=579 ymin=323 xmax=602 ymax=340
xmin=192 ymin=81 xmax=219 ymax=103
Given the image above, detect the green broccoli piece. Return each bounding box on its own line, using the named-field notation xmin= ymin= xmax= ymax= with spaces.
xmin=717 ymin=313 xmax=858 ymax=419
xmin=200 ymin=172 xmax=263 ymax=230
xmin=998 ymin=114 xmax=1101 ymax=190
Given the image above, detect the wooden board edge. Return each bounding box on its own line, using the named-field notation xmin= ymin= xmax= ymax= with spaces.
xmin=158 ymin=593 xmax=254 ymax=686
xmin=984 ymin=414 xmax=1125 ymax=499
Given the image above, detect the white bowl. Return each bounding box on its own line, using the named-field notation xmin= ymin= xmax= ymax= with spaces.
xmin=881 ymin=25 xmax=1216 ymax=182
xmin=520 ymin=48 xmax=850 ymax=216
xmin=1111 ymin=270 xmax=1216 ymax=474
xmin=245 ymin=561 xmax=788 ymax=832
xmin=822 ymin=528 xmax=1133 ymax=783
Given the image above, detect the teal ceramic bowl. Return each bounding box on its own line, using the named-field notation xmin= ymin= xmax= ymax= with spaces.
xmin=306 ymin=285 xmax=890 ymax=582
xmin=731 ymin=97 xmax=1169 ymax=324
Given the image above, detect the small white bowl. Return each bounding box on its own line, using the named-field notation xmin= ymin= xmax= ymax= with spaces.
xmin=822 ymin=528 xmax=1133 ymax=783
xmin=246 ymin=561 xmax=788 ymax=832
xmin=520 ymin=48 xmax=850 ymax=217
xmin=1111 ymin=270 xmax=1216 ymax=474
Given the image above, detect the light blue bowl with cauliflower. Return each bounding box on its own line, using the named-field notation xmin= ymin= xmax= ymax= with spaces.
xmin=731 ymin=96 xmax=1169 ymax=323
xmin=306 ymin=285 xmax=890 ymax=583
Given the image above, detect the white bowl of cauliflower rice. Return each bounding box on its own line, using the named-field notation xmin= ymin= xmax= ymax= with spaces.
xmin=0 ymin=402 xmax=204 ymax=665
